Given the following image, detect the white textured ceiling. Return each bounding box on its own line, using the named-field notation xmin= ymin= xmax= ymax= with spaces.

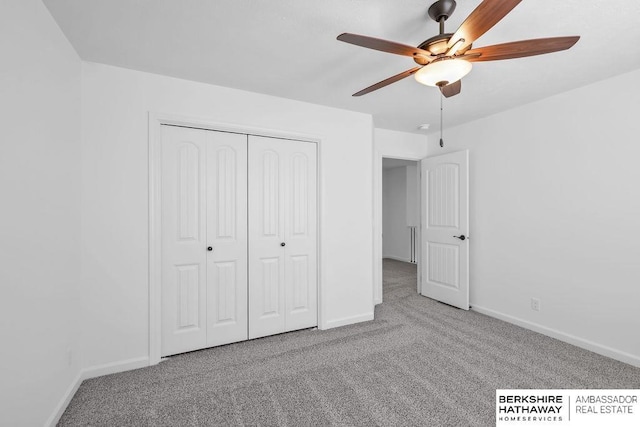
xmin=44 ymin=0 xmax=640 ymax=133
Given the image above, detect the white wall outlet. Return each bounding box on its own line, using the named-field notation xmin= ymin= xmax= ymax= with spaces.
xmin=531 ymin=298 xmax=541 ymax=311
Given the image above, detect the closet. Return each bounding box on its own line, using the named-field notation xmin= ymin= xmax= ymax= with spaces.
xmin=160 ymin=125 xmax=317 ymax=357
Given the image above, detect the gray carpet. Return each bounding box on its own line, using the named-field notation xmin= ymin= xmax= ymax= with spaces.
xmin=59 ymin=259 xmax=640 ymax=426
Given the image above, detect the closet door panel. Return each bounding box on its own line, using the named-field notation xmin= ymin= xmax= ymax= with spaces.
xmin=248 ymin=136 xmax=286 ymax=339
xmin=284 ymin=141 xmax=318 ymax=331
xmin=161 ymin=126 xmax=208 ymax=356
xmin=206 ymin=132 xmax=248 ymax=347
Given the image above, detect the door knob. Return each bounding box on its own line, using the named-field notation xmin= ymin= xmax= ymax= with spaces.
xmin=453 ymin=235 xmax=467 ymax=241
xmin=207 ymin=246 xmax=213 ymax=251
xmin=280 ymin=242 xmax=286 ymax=247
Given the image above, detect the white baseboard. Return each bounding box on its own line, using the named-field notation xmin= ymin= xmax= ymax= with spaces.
xmin=45 ymin=371 xmax=83 ymax=427
xmin=382 ymin=255 xmax=412 ymax=263
xmin=322 ymin=312 xmax=374 ymax=329
xmin=471 ymin=305 xmax=640 ymax=368
xmin=82 ymin=356 xmax=150 ymax=380
xmin=47 ymin=356 xmax=150 ymax=426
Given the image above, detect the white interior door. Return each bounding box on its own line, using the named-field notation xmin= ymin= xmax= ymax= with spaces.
xmin=161 ymin=126 xmax=208 ymax=356
xmin=206 ymin=131 xmax=248 ymax=347
xmin=420 ymin=150 xmax=469 ymax=310
xmin=248 ymin=136 xmax=317 ymax=339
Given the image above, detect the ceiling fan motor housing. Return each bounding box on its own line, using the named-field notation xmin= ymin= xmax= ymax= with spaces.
xmin=413 ymin=33 xmax=472 ymax=65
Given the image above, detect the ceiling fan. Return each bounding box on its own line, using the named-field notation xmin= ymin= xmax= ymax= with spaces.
xmin=337 ymin=0 xmax=580 ymax=98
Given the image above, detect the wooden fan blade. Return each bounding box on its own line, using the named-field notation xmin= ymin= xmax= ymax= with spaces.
xmin=440 ymin=80 xmax=462 ymax=98
xmin=464 ymin=36 xmax=580 ymax=62
xmin=448 ymin=0 xmax=522 ymax=50
xmin=338 ymin=33 xmax=433 ymax=61
xmin=353 ymin=67 xmax=422 ymax=97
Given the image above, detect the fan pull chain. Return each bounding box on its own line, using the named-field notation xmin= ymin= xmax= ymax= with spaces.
xmin=440 ymin=93 xmax=444 ymax=147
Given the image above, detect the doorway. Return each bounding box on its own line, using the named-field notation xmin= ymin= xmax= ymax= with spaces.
xmin=374 ymin=146 xmax=470 ymax=311
xmin=381 ymin=158 xmax=421 ymax=297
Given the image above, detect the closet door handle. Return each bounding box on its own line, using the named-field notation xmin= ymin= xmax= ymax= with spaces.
xmin=280 ymin=242 xmax=286 ymax=247
xmin=207 ymin=246 xmax=213 ymax=251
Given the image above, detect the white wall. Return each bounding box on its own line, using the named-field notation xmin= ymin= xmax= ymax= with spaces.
xmin=427 ymin=68 xmax=640 ymax=366
xmin=406 ymin=165 xmax=420 ymax=227
xmin=80 ymin=62 xmax=374 ymax=369
xmin=0 ymin=1 xmax=82 ymax=425
xmin=373 ymin=129 xmax=429 ymax=303
xmin=382 ymin=167 xmax=410 ymax=261
xmin=382 ymin=164 xmax=420 ymax=262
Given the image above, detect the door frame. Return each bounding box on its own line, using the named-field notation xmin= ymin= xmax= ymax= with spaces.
xmin=148 ymin=112 xmax=323 ymax=365
xmin=373 ymin=145 xmax=428 ymax=305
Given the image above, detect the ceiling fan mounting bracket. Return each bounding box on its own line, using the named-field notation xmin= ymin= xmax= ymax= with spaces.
xmin=427 ymin=0 xmax=457 ymax=23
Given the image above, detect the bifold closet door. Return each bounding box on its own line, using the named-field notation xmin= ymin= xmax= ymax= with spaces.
xmin=205 ymin=131 xmax=248 ymax=348
xmin=161 ymin=125 xmax=248 ymax=357
xmin=248 ymin=135 xmax=318 ymax=339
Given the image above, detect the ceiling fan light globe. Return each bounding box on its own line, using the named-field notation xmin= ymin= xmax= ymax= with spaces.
xmin=414 ymin=58 xmax=472 ymax=87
